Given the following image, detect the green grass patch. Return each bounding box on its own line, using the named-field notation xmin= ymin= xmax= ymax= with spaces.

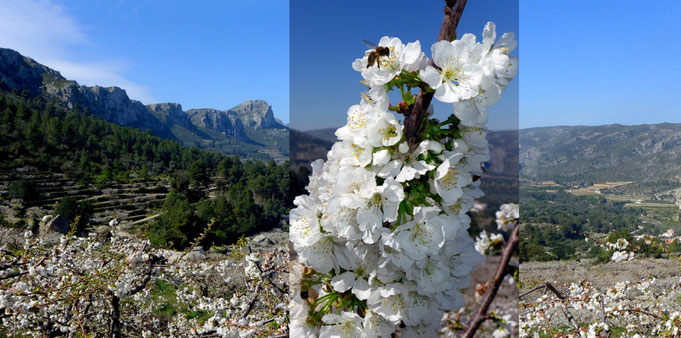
xmin=149 ymin=279 xmax=214 ymax=324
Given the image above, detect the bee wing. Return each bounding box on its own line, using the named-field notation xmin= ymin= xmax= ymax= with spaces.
xmin=362 ymin=40 xmax=379 ymax=49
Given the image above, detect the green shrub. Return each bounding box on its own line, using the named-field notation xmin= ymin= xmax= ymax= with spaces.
xmin=8 ymin=179 xmax=40 ymax=204
xmin=54 ymin=197 xmax=92 ymax=234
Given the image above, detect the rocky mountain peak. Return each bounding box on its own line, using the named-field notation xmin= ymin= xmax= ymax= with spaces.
xmin=0 ymin=48 xmax=64 ymax=97
xmin=228 ymin=99 xmax=282 ymax=129
xmin=186 ymin=108 xmax=248 ymax=139
xmin=146 ymin=102 xmax=186 ymax=123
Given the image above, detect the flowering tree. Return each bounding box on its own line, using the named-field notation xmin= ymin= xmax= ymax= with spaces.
xmin=288 ymin=1 xmax=519 ymax=336
xmin=520 ymin=277 xmax=681 ymax=337
xmin=520 ymin=232 xmax=681 ymax=337
xmin=0 ymin=227 xmax=289 ymax=337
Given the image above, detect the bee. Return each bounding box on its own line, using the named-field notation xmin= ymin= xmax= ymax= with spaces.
xmin=363 ymin=40 xmax=390 ymax=69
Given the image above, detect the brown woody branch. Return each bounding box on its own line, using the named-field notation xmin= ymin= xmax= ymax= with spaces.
xmin=240 ymin=281 xmax=263 ymax=320
xmin=613 ymin=308 xmax=665 ymax=320
xmin=519 ymin=281 xmax=579 ymax=331
xmin=108 ymin=289 xmax=121 ymax=338
xmin=248 ymin=245 xmax=287 ymax=294
xmin=129 ymin=255 xmax=163 ymax=296
xmin=109 ymin=255 xmax=162 ymax=338
xmin=403 ymin=0 xmax=468 ymax=146
xmin=462 ymin=224 xmax=519 ymax=338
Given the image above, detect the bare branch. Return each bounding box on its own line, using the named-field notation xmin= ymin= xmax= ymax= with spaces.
xmin=128 ymin=255 xmax=163 ymax=296
xmin=248 ymin=245 xmax=287 ymax=294
xmin=519 ymin=284 xmax=547 ymax=299
xmin=0 ymin=270 xmax=27 ymax=281
xmin=108 ymin=289 xmax=121 ymax=338
xmin=462 ymin=224 xmax=519 ymax=337
xmin=599 ymin=294 xmax=606 ymax=324
xmin=240 ymin=281 xmax=263 ymax=320
xmin=520 ymin=282 xmax=579 ymax=330
xmin=613 ymin=308 xmax=665 ymax=320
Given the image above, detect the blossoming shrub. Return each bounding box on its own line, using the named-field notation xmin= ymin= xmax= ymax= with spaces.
xmin=521 ymin=229 xmax=681 ymax=336
xmin=520 ymin=277 xmax=681 ymax=337
xmin=289 ymin=22 xmax=517 ymax=336
xmin=0 ymin=228 xmax=288 ymax=336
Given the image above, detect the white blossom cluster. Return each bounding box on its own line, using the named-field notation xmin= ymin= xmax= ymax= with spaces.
xmin=475 ymin=203 xmax=518 ymax=255
xmin=495 ymin=203 xmax=519 ymax=231
xmin=474 ymin=231 xmax=504 ymax=256
xmin=520 ymin=278 xmax=681 ymax=337
xmin=290 ymin=22 xmax=517 ymax=337
xmin=0 ymin=229 xmax=289 ymax=337
xmin=596 ymin=237 xmax=635 ymax=262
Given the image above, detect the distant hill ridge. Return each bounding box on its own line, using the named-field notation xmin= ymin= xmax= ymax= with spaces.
xmin=0 ymin=48 xmax=287 ymax=161
xmin=291 ymin=127 xmax=518 ymax=174
xmin=520 ymin=123 xmax=681 ymax=184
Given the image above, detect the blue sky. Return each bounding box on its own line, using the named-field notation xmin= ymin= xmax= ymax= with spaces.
xmin=521 ymin=1 xmax=681 ymax=128
xmin=290 ymin=0 xmax=519 ymax=131
xmin=0 ymin=0 xmax=290 ymax=123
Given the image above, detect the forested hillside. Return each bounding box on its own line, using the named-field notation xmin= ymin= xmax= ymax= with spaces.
xmin=0 ymin=90 xmax=291 ymax=249
xmin=0 ymin=48 xmax=288 ymax=162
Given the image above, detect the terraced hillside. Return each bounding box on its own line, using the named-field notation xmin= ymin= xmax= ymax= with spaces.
xmin=0 ymin=168 xmax=170 ymax=230
xmin=0 ymin=89 xmax=291 ymax=249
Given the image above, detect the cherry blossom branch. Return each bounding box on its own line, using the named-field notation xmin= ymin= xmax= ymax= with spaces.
xmin=129 ymin=255 xmax=164 ymax=296
xmin=404 ymin=0 xmax=468 ymax=145
xmin=0 ymin=255 xmax=46 ymax=281
xmin=613 ymin=308 xmax=665 ymax=320
xmin=463 ymin=224 xmax=519 ymax=337
xmin=240 ymin=281 xmax=263 ymax=320
xmin=0 ymin=270 xmax=27 ymax=281
xmin=247 ymin=245 xmax=287 ymax=294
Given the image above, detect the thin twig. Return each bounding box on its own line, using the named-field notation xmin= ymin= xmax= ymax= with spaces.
xmin=248 ymin=245 xmax=287 ymax=294
xmin=521 ymin=282 xmax=579 ymax=330
xmin=599 ymin=294 xmax=606 ymax=323
xmin=462 ymin=224 xmax=519 ymax=337
xmin=519 ymin=284 xmax=547 ymax=299
xmin=613 ymin=308 xmax=665 ymax=320
xmin=559 ymin=304 xmax=579 ymax=331
xmin=240 ymin=281 xmax=263 ymax=320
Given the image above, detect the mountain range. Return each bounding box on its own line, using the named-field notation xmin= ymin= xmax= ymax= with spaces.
xmin=291 ymin=127 xmax=518 ymax=176
xmin=0 ymin=48 xmax=288 ymax=162
xmin=520 ymin=123 xmax=681 ymax=185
